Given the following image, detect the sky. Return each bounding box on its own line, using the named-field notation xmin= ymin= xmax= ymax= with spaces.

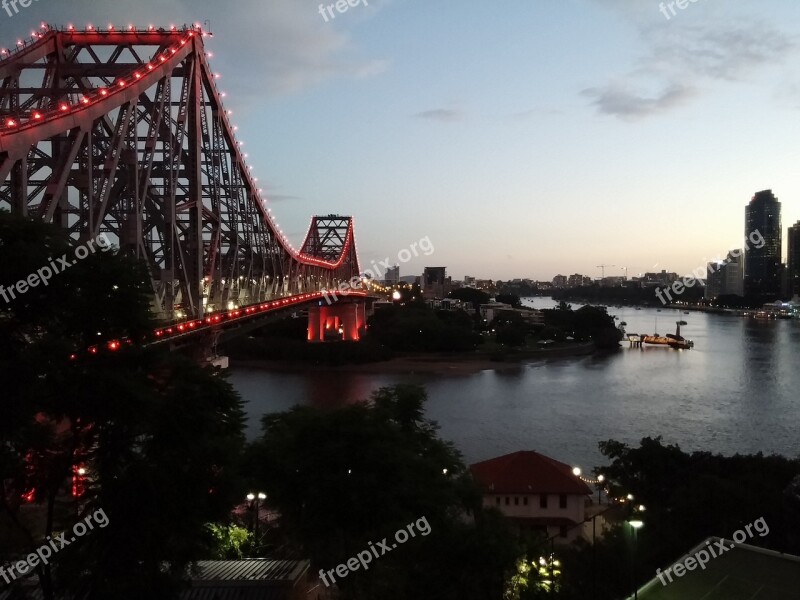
xmin=3 ymin=0 xmax=800 ymax=281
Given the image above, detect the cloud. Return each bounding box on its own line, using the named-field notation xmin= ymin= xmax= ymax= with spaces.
xmin=582 ymin=82 xmax=695 ymax=120
xmin=14 ymin=0 xmax=389 ymax=106
xmin=413 ymin=108 xmax=464 ymax=122
xmin=583 ymin=2 xmax=798 ymax=119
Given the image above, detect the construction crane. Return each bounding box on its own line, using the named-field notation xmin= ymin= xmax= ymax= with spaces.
xmin=596 ymin=264 xmax=615 ymax=279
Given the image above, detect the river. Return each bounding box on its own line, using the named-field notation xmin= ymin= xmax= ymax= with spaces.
xmin=228 ymin=298 xmax=800 ymax=472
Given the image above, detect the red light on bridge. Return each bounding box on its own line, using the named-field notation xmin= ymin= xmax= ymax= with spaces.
xmin=5 ymin=118 xmax=17 ymax=127
xmin=59 ymin=103 xmax=69 ymax=111
xmin=118 ymin=80 xmax=126 ymax=87
xmin=155 ymin=330 xmax=163 ymax=337
xmin=81 ymin=96 xmax=89 ymax=104
xmin=32 ymin=112 xmax=42 ymax=120
xmin=89 ymin=346 xmax=98 ymax=354
xmin=99 ymin=89 xmax=108 ymax=96
xmin=107 ymin=341 xmax=120 ymax=351
xmin=177 ymin=324 xmax=185 ymax=332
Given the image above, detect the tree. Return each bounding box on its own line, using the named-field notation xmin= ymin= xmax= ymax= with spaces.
xmin=496 ymin=293 xmax=522 ymax=308
xmin=0 ymin=212 xmax=246 ymax=598
xmin=244 ymin=384 xmax=519 ymax=599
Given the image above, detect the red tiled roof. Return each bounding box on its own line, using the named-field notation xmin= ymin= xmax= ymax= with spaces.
xmin=470 ymin=450 xmax=592 ymax=495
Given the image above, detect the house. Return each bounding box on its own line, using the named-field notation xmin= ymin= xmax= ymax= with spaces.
xmin=470 ymin=450 xmax=592 ymax=543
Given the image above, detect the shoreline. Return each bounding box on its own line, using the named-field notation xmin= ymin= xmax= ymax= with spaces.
xmin=229 ymin=342 xmax=598 ymax=375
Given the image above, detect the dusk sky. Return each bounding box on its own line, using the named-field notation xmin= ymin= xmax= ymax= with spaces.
xmin=3 ymin=0 xmax=800 ymax=280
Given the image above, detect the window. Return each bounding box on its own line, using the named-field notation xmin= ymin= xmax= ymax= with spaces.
xmin=514 ymin=497 xmax=519 ymax=506
xmin=523 ymin=496 xmax=528 ymax=506
xmin=540 ymin=494 xmax=548 ymax=508
xmin=559 ymin=494 xmax=567 ymax=509
xmin=496 ymin=497 xmax=501 ymax=505
xmin=505 ymin=497 xmax=510 ymax=506
xmin=559 ymin=525 xmax=568 ymax=538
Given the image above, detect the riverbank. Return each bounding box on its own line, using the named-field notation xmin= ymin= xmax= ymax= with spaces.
xmin=230 ymin=342 xmax=597 ymax=375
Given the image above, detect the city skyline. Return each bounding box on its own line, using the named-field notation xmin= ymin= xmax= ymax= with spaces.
xmin=4 ymin=1 xmax=800 ymax=279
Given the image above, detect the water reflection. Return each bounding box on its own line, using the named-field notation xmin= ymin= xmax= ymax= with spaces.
xmin=229 ymin=301 xmax=800 ymax=468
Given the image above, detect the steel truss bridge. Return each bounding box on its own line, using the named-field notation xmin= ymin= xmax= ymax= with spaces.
xmin=0 ymin=24 xmax=365 ymax=347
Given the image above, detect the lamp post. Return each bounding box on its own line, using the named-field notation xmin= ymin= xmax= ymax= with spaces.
xmin=628 ymin=519 xmax=644 ymax=600
xmin=247 ymin=492 xmax=267 ymax=540
xmin=596 ymin=474 xmax=605 ymax=504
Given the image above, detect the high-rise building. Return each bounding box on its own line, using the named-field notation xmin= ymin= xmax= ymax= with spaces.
xmin=384 ymin=265 xmax=400 ymax=285
xmin=422 ymin=267 xmax=451 ymax=299
xmin=705 ymin=251 xmax=743 ymax=300
xmin=744 ymin=190 xmax=782 ymax=300
xmin=788 ymin=221 xmax=800 ymax=298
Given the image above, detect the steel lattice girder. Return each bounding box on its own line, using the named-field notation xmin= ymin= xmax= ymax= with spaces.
xmin=0 ymin=26 xmax=360 ymax=321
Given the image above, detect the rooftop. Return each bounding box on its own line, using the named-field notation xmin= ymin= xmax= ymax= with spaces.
xmin=633 ymin=538 xmax=800 ymax=600
xmin=470 ymin=450 xmax=592 ymax=496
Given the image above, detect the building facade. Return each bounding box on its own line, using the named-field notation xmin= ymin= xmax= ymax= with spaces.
xmin=470 ymin=451 xmax=592 ymax=544
xmin=788 ymin=221 xmax=800 ymax=299
xmin=745 ymin=189 xmax=782 ymax=300
xmin=422 ymin=267 xmax=451 ymax=300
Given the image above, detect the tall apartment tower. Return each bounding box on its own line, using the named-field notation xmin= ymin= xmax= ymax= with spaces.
xmin=744 ymin=190 xmax=782 ymax=301
xmin=788 ymin=221 xmax=800 ymax=298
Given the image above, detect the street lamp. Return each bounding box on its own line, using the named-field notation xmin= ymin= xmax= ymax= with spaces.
xmin=247 ymin=492 xmax=267 ymax=540
xmin=628 ymin=519 xmax=644 ymax=600
xmin=596 ymin=474 xmax=605 ymax=504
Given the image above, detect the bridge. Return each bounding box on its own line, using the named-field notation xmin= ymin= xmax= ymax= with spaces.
xmin=0 ymin=24 xmax=373 ymax=353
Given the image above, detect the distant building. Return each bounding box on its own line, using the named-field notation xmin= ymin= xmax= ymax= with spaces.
xmin=422 ymin=267 xmax=451 ymax=300
xmin=567 ymin=274 xmax=592 ymax=287
xmin=384 ymin=265 xmax=400 ymax=286
xmin=480 ymin=301 xmax=512 ymax=323
xmin=705 ymin=251 xmax=744 ymax=300
xmin=788 ymin=221 xmax=800 ymax=298
xmin=642 ymin=271 xmax=679 ymax=287
xmin=600 ymin=276 xmax=625 ymax=287
xmin=464 ymin=275 xmax=476 ymax=286
xmin=552 ymin=275 xmax=568 ymax=288
xmin=745 ymin=189 xmax=782 ymax=300
xmin=470 ymin=450 xmax=593 ymax=543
